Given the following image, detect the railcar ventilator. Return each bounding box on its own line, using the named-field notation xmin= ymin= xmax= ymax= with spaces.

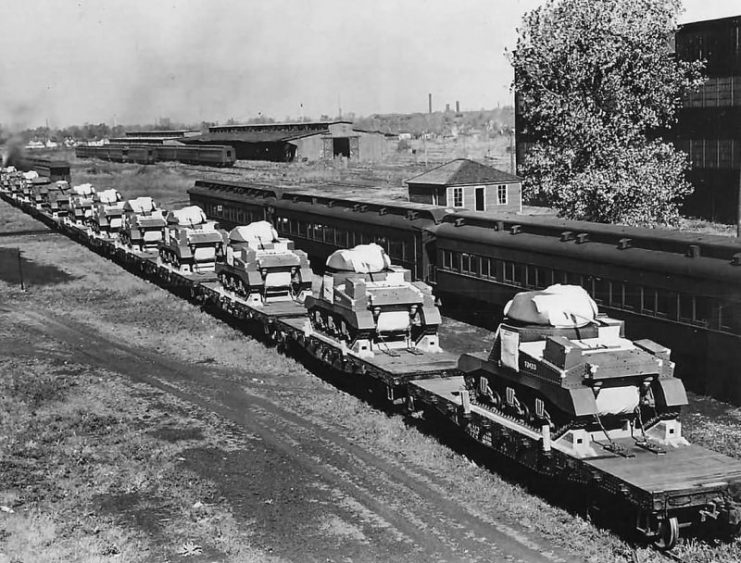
xmin=216 ymin=221 xmax=312 ymax=305
xmin=459 ymin=284 xmax=689 ymax=457
xmin=158 ymin=205 xmax=224 ymax=273
xmin=119 ymin=197 xmax=167 ymax=252
xmin=88 ymin=188 xmax=124 ymax=237
xmin=304 ymin=243 xmax=442 ymax=358
xmin=68 ymin=183 xmax=96 ymax=225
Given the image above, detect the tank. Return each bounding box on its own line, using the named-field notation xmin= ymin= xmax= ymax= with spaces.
xmin=119 ymin=197 xmax=167 ymax=252
xmin=304 ymin=243 xmax=442 ymax=358
xmin=46 ymin=181 xmax=71 ymax=217
xmin=68 ymin=183 xmax=96 ymax=225
xmin=459 ymin=284 xmax=688 ymax=440
xmin=88 ymin=188 xmax=125 ymax=237
xmin=158 ymin=205 xmax=224 ymax=273
xmin=216 ymin=221 xmax=312 ymax=304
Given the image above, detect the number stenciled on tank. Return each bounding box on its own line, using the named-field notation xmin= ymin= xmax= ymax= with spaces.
xmin=523 ymin=360 xmax=537 ymax=372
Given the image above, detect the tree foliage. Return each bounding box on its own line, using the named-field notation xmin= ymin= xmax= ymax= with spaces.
xmin=512 ymin=0 xmax=704 ymax=226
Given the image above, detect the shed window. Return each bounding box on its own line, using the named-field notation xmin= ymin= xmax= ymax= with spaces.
xmin=448 ymin=187 xmax=464 ymax=208
xmin=497 ymin=185 xmax=508 ymax=205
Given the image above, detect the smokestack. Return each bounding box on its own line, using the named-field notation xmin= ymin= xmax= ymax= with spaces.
xmin=456 ymin=101 xmax=460 ymax=113
xmin=428 ymin=93 xmax=432 ymax=114
xmin=445 ymin=103 xmax=450 ymax=113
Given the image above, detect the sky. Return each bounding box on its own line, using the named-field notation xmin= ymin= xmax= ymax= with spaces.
xmin=0 ymin=0 xmax=738 ymax=129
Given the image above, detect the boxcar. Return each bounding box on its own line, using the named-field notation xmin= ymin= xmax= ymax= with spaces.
xmin=17 ymin=157 xmax=71 ymax=183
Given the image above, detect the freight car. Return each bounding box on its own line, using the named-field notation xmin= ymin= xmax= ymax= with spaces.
xmin=76 ymin=143 xmax=235 ymax=167
xmin=14 ymin=157 xmax=71 ymax=183
xmin=3 ymin=177 xmax=741 ymax=552
xmin=187 ymin=180 xmax=741 ymax=404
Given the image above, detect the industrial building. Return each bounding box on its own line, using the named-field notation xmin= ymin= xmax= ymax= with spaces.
xmin=406 ymin=159 xmax=522 ymax=213
xmin=674 ymin=15 xmax=741 ymax=222
xmin=183 ymin=121 xmax=388 ymax=163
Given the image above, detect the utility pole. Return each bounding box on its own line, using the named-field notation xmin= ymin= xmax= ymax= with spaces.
xmin=17 ymin=248 xmax=24 ymax=290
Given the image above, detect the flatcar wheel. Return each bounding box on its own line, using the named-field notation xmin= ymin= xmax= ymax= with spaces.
xmin=654 ymin=516 xmax=679 ymax=551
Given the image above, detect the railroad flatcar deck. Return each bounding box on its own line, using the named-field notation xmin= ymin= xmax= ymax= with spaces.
xmin=278 ymin=316 xmax=460 ymax=393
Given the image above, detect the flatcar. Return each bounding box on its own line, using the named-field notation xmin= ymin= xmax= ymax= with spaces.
xmin=188 ymin=179 xmax=741 ymax=404
xmin=14 ymin=157 xmax=71 ymax=183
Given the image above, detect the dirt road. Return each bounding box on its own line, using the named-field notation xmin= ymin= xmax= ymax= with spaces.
xmin=2 ymin=304 xmax=572 ymax=563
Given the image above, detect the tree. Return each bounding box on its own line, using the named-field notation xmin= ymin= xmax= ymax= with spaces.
xmin=511 ymin=0 xmax=704 ymax=226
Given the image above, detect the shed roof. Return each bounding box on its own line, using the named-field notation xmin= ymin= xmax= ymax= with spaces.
xmin=406 ymin=158 xmax=521 ymax=186
xmin=182 ymin=130 xmax=325 ymax=144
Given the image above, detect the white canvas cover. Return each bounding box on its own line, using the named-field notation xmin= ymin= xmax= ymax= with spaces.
xmin=504 ymin=284 xmax=598 ymax=328
xmin=229 ymin=221 xmax=278 ymax=243
xmin=325 ymin=243 xmax=391 ymax=273
xmin=72 ymin=183 xmax=95 ymax=196
xmin=97 ymin=188 xmax=121 ymax=204
xmin=168 ymin=205 xmax=207 ymax=226
xmin=125 ymin=196 xmax=156 ymax=214
xmin=23 ymin=171 xmax=39 ymax=180
xmin=5 ymin=166 xmax=16 ymax=173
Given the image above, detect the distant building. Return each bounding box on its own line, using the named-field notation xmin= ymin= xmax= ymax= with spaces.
xmin=405 ymin=159 xmax=522 ymax=213
xmin=110 ymin=130 xmax=200 ymax=145
xmin=673 ymin=15 xmax=741 ymax=222
xmin=182 ymin=120 xmax=387 ymax=162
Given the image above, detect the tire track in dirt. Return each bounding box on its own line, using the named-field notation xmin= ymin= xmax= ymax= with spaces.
xmin=6 ymin=305 xmax=574 ymax=562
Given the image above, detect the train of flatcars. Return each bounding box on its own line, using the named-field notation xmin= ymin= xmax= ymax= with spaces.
xmin=188 ymin=179 xmax=741 ymax=405
xmin=75 ymin=143 xmax=236 ymax=167
xmin=3 ymin=168 xmax=741 ymax=552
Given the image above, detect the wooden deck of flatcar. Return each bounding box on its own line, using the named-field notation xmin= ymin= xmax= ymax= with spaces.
xmin=585 ymin=441 xmax=741 ymax=496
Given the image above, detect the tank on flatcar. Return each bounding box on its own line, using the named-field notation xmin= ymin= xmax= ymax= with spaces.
xmin=68 ymin=183 xmax=96 ymax=225
xmin=304 ymin=243 xmax=442 ymax=358
xmin=119 ymin=197 xmax=167 ymax=251
xmin=158 ymin=205 xmax=224 ymax=272
xmin=216 ymin=221 xmax=312 ymax=304
xmin=88 ymin=188 xmax=125 ymax=237
xmin=46 ymin=181 xmax=71 ymax=217
xmin=459 ymin=285 xmax=688 ymax=441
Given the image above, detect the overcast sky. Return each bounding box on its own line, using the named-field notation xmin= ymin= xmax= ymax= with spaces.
xmin=0 ymin=0 xmax=738 ymax=129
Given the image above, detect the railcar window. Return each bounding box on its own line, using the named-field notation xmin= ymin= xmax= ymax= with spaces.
xmin=719 ymin=302 xmax=741 ymax=334
xmin=389 ymin=239 xmax=404 ymax=261
xmin=403 ymin=240 xmax=414 ymax=262
xmin=481 ymin=257 xmax=496 ymax=279
xmin=622 ymin=283 xmax=642 ymax=311
xmin=679 ymin=293 xmax=710 ymax=326
xmin=592 ymin=278 xmax=610 ymax=305
xmin=451 ymin=251 xmax=460 ymax=271
xmin=503 ymin=261 xmax=522 ymax=285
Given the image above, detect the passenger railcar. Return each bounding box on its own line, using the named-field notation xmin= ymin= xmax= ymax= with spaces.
xmin=154 ymin=144 xmax=236 ymax=167
xmin=76 ymin=144 xmax=156 ymax=164
xmin=76 ymin=144 xmax=235 ymax=167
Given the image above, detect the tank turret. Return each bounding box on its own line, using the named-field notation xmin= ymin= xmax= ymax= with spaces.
xmin=158 ymin=205 xmax=224 ymax=273
xmin=68 ymin=183 xmax=96 ymax=225
xmin=459 ymin=285 xmax=688 ymax=443
xmin=215 ymin=221 xmax=312 ymax=304
xmin=88 ymin=188 xmax=125 ymax=237
xmin=119 ymin=197 xmax=167 ymax=252
xmin=304 ymin=243 xmax=442 ymax=358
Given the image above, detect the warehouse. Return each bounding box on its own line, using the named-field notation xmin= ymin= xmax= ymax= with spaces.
xmin=183 ymin=121 xmax=388 ymax=162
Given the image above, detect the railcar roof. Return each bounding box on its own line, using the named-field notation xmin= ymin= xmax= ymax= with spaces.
xmin=444 ymin=211 xmax=741 ymax=262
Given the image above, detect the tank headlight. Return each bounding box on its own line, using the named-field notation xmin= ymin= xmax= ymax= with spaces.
xmin=291 ymin=267 xmax=298 ymax=274
xmin=410 ymin=304 xmax=418 ymax=316
xmin=261 ymin=268 xmax=268 ymax=277
xmin=372 ymin=307 xmax=381 ymax=317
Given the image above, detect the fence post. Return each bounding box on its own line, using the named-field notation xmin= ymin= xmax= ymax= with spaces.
xmin=17 ymin=248 xmax=25 ymax=290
